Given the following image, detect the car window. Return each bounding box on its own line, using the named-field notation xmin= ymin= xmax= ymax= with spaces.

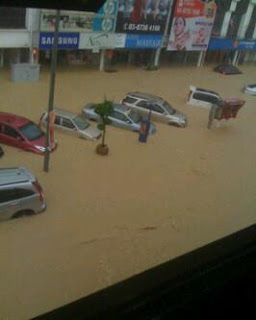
xmin=0 ymin=188 xmax=34 ymax=203
xmin=73 ymin=116 xmax=90 ymax=130
xmin=123 ymin=96 xmax=137 ymax=104
xmin=162 ymin=101 xmax=175 ymax=115
xmin=112 ymin=111 xmax=127 ymax=122
xmin=62 ymin=118 xmax=76 ymax=129
xmin=2 ymin=125 xmax=21 ymax=139
xmin=19 ymin=122 xmax=44 ymax=141
xmin=129 ymin=110 xmax=142 ymax=123
xmin=54 ymin=116 xmax=61 ymax=125
xmin=136 ymin=101 xmax=150 ymax=108
xmin=193 ymin=92 xmax=213 ymax=103
xmin=152 ymin=104 xmax=164 ymax=114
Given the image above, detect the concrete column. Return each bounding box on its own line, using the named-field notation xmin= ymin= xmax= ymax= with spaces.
xmin=0 ymin=50 xmax=4 ymax=68
xmin=237 ymin=1 xmax=255 ymax=39
xmin=154 ymin=47 xmax=161 ymax=67
xmin=197 ymin=51 xmax=205 ymax=67
xmin=252 ymin=22 xmax=256 ymax=39
xmin=99 ymin=49 xmax=105 ymax=71
xmin=232 ymin=50 xmax=239 ymax=65
xmin=220 ymin=0 xmax=240 ymax=38
xmin=153 ymin=1 xmax=173 ymax=68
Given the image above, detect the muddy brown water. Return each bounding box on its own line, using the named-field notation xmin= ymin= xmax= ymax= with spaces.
xmin=0 ymin=64 xmax=256 ymax=319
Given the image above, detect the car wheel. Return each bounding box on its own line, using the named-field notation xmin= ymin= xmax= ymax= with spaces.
xmin=12 ymin=210 xmax=35 ymax=219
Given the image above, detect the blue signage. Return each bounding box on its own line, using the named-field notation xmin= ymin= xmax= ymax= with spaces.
xmin=93 ymin=0 xmax=118 ymax=32
xmin=209 ymin=37 xmax=256 ymax=51
xmin=39 ymin=32 xmax=80 ymax=50
xmin=125 ymin=34 xmax=163 ymax=49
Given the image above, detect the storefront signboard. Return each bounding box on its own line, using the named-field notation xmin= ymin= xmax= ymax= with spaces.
xmin=79 ymin=33 xmax=126 ymax=49
xmin=39 ymin=32 xmax=80 ymax=49
xmin=115 ymin=0 xmax=173 ymax=34
xmin=125 ymin=34 xmax=163 ymax=48
xmin=167 ymin=0 xmax=217 ymax=51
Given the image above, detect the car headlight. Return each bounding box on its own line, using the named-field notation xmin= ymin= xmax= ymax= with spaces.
xmin=35 ymin=145 xmax=46 ymax=152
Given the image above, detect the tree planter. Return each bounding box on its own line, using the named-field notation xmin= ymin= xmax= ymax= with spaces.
xmin=96 ymin=144 xmax=109 ymax=156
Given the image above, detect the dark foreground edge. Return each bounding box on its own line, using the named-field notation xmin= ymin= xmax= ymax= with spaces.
xmin=0 ymin=0 xmax=105 ymax=12
xmin=34 ymin=224 xmax=256 ymax=320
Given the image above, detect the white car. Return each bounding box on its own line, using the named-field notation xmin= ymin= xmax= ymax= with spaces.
xmin=242 ymin=84 xmax=256 ymax=96
xmin=40 ymin=108 xmax=101 ymax=141
xmin=187 ymin=86 xmax=223 ymax=108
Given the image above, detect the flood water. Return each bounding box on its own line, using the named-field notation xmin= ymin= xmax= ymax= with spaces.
xmin=0 ymin=63 xmax=256 ymax=319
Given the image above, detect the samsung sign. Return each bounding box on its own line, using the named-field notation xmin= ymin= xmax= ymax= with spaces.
xmin=39 ymin=32 xmax=80 ymax=49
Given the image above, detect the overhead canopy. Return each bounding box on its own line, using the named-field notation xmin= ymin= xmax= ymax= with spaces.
xmin=214 ymin=64 xmax=242 ymax=75
xmin=0 ymin=0 xmax=106 ymax=12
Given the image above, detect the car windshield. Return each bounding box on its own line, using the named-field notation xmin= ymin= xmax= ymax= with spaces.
xmin=19 ymin=122 xmax=44 ymax=141
xmin=128 ymin=110 xmax=142 ymax=123
xmin=162 ymin=101 xmax=176 ymax=114
xmin=73 ymin=116 xmax=90 ymax=130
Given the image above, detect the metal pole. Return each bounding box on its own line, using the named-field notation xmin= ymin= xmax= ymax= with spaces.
xmin=154 ymin=1 xmax=173 ymax=68
xmin=43 ymin=10 xmax=60 ymax=172
xmin=100 ymin=49 xmax=105 ymax=71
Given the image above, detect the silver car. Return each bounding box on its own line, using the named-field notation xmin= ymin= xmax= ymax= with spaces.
xmin=82 ymin=103 xmax=156 ymax=134
xmin=242 ymin=84 xmax=256 ymax=96
xmin=121 ymin=92 xmax=187 ymax=128
xmin=40 ymin=108 xmax=101 ymax=141
xmin=0 ymin=167 xmax=46 ymax=221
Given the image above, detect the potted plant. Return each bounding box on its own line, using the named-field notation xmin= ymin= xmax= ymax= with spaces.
xmin=95 ymin=99 xmax=113 ymax=155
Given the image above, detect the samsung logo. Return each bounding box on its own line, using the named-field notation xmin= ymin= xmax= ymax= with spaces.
xmin=41 ymin=36 xmax=78 ymax=45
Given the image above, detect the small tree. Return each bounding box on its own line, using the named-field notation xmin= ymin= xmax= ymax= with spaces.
xmin=95 ymin=99 xmax=113 ymax=155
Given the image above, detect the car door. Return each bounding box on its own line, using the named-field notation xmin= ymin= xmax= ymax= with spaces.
xmin=150 ymin=104 xmax=166 ymax=123
xmin=0 ymin=189 xmax=21 ymax=221
xmin=0 ymin=124 xmax=27 ymax=150
xmin=60 ymin=117 xmax=77 ymax=136
xmin=135 ymin=100 xmax=151 ymax=118
xmin=110 ymin=111 xmax=130 ymax=129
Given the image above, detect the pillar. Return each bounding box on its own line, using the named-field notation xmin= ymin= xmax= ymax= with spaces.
xmin=220 ymin=0 xmax=241 ymax=38
xmin=99 ymin=49 xmax=105 ymax=71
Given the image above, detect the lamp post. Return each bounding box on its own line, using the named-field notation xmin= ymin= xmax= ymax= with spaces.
xmin=43 ymin=10 xmax=60 ymax=172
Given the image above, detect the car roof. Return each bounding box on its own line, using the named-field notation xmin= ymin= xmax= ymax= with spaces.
xmin=51 ymin=107 xmax=78 ymax=119
xmin=0 ymin=167 xmax=34 ymax=186
xmin=126 ymin=92 xmax=164 ymax=103
xmin=0 ymin=112 xmax=30 ymax=128
xmin=191 ymin=87 xmax=220 ymax=96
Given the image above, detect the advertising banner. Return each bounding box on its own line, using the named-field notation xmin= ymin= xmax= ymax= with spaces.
xmin=40 ymin=10 xmax=95 ymax=32
xmin=115 ymin=0 xmax=173 ymax=34
xmin=79 ymin=33 xmax=126 ymax=49
xmin=167 ymin=0 xmax=216 ymax=51
xmin=208 ymin=38 xmax=256 ymax=51
xmin=125 ymin=34 xmax=163 ymax=48
xmin=93 ymin=0 xmax=118 ymax=32
xmin=39 ymin=32 xmax=80 ymax=50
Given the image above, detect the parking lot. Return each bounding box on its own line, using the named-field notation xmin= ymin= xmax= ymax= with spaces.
xmin=1 ymin=64 xmax=256 ymax=319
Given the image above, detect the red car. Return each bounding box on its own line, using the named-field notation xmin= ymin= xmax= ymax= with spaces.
xmin=0 ymin=112 xmax=56 ymax=155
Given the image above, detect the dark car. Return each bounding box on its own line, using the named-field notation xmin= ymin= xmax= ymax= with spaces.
xmin=0 ymin=112 xmax=56 ymax=155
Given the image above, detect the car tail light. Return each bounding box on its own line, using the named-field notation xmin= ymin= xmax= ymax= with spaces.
xmin=33 ymin=180 xmax=44 ymax=202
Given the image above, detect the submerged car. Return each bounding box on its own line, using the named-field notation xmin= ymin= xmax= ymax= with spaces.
xmin=0 ymin=166 xmax=46 ymax=221
xmin=40 ymin=108 xmax=101 ymax=141
xmin=187 ymin=86 xmax=223 ymax=108
xmin=121 ymin=92 xmax=187 ymax=128
xmin=0 ymin=112 xmax=56 ymax=155
xmin=242 ymin=84 xmax=256 ymax=96
xmin=82 ymin=103 xmax=156 ymax=134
